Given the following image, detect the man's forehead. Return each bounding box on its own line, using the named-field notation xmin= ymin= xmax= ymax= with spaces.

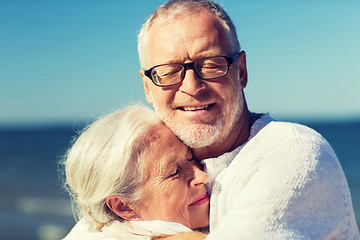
xmin=147 ymin=11 xmax=230 ymax=64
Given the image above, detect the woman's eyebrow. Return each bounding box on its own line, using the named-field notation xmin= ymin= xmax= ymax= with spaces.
xmin=156 ymin=156 xmax=178 ymax=175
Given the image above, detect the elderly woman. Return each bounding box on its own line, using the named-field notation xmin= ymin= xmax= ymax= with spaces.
xmin=61 ymin=104 xmax=210 ymax=240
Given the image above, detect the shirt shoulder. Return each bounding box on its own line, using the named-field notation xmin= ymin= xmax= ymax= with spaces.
xmin=265 ymin=120 xmax=325 ymax=142
xmin=62 ymin=218 xmax=107 ymax=240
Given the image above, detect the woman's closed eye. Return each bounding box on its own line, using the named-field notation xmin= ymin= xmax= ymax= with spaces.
xmin=168 ymin=168 xmax=180 ymax=178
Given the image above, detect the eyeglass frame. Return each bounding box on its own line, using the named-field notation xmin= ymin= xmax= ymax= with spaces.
xmin=143 ymin=52 xmax=241 ymax=87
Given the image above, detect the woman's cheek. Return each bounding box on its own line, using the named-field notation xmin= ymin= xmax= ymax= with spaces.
xmin=151 ymin=177 xmax=178 ymax=199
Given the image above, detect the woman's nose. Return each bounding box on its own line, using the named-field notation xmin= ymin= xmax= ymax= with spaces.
xmin=189 ymin=164 xmax=209 ymax=188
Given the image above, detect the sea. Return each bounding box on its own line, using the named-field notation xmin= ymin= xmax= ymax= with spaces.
xmin=0 ymin=119 xmax=359 ymax=240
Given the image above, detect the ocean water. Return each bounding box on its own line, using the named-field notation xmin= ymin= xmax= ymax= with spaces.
xmin=0 ymin=119 xmax=359 ymax=240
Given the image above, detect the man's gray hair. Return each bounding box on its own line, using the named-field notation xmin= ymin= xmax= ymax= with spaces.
xmin=137 ymin=0 xmax=240 ymax=69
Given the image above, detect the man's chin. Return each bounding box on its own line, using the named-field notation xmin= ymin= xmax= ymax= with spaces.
xmin=175 ymin=124 xmax=222 ymax=149
xmin=154 ymin=106 xmax=222 ymax=148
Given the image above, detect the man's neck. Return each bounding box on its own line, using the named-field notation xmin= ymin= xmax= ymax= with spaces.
xmin=193 ymin=109 xmax=260 ymax=160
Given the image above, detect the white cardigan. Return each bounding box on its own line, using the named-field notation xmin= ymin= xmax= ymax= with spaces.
xmin=203 ymin=114 xmax=360 ymax=239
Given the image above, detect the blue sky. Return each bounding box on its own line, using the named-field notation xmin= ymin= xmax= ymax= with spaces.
xmin=1 ymin=0 xmax=359 ymax=126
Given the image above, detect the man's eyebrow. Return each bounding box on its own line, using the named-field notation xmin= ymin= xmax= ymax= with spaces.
xmin=154 ymin=58 xmax=182 ymax=65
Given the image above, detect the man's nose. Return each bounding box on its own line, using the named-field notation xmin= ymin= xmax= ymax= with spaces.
xmin=178 ymin=69 xmax=206 ymax=95
xmin=189 ymin=164 xmax=209 ymax=188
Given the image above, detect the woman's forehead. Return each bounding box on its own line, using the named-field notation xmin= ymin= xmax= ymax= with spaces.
xmin=142 ymin=124 xmax=186 ymax=176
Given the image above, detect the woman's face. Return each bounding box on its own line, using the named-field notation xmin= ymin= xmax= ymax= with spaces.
xmin=133 ymin=123 xmax=210 ymax=229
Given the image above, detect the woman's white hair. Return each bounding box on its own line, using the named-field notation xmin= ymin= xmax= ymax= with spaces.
xmin=61 ymin=104 xmax=161 ymax=231
xmin=137 ymin=0 xmax=240 ymax=69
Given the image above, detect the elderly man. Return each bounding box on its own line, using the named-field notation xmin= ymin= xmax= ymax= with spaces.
xmin=138 ymin=0 xmax=359 ymax=239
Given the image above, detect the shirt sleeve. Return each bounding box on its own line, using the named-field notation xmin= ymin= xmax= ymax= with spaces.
xmin=205 ymin=127 xmax=359 ymax=239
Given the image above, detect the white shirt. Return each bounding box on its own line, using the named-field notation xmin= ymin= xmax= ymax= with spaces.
xmin=62 ymin=218 xmax=191 ymax=240
xmin=202 ymin=114 xmax=360 ymax=239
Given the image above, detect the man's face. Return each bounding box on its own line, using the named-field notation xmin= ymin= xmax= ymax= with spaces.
xmin=140 ymin=11 xmax=247 ymax=150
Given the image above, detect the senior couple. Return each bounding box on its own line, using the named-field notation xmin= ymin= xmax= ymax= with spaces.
xmin=62 ymin=0 xmax=359 ymax=239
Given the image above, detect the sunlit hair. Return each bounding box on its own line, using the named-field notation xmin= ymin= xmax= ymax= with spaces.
xmin=61 ymin=104 xmax=161 ymax=231
xmin=137 ymin=0 xmax=240 ymax=69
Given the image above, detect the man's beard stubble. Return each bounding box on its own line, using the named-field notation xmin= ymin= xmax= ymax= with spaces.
xmin=152 ymin=94 xmax=241 ymax=150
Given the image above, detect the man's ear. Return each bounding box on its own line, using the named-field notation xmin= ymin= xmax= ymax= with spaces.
xmin=105 ymin=195 xmax=140 ymax=221
xmin=238 ymin=51 xmax=248 ymax=89
xmin=139 ymin=69 xmax=154 ymax=105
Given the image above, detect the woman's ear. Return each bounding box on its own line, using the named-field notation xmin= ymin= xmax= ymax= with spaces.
xmin=105 ymin=196 xmax=140 ymax=221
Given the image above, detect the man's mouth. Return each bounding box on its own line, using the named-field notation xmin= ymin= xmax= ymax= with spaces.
xmin=179 ymin=104 xmax=214 ymax=111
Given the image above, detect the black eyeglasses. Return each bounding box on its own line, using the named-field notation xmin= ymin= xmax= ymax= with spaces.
xmin=144 ymin=52 xmax=240 ymax=87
